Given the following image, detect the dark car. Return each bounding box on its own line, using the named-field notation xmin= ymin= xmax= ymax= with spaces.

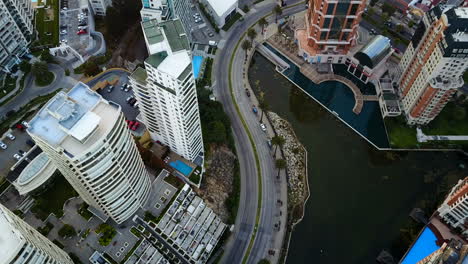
xmin=26 ymin=139 xmax=35 ymax=147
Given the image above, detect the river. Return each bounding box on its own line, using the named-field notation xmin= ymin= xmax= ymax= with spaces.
xmin=248 ymin=53 xmax=468 ymax=263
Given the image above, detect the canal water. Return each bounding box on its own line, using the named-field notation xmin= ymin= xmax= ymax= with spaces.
xmin=248 ymin=53 xmax=468 ymax=263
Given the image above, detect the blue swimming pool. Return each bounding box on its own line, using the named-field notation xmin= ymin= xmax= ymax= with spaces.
xmin=401 ymin=227 xmax=440 ymax=264
xmin=169 ymin=160 xmax=193 ymax=176
xmin=192 ymin=56 xmax=203 ymax=79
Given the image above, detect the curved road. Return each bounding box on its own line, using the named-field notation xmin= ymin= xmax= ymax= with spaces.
xmin=215 ymin=2 xmax=305 ymax=263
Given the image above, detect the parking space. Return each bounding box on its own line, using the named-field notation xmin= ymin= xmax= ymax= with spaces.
xmin=96 ymin=73 xmax=147 ymax=136
xmin=59 ymin=0 xmax=91 ymax=53
xmin=187 ymin=5 xmax=221 ymax=45
xmin=0 ymin=129 xmax=35 ymax=178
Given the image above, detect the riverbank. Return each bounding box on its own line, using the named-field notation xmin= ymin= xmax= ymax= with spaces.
xmin=267 ymin=111 xmax=309 ymax=263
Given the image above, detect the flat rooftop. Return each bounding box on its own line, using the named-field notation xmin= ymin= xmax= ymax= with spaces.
xmin=0 ymin=208 xmax=23 ymax=263
xmin=206 ymin=0 xmax=237 ymax=16
xmin=27 ymin=83 xmax=120 ymax=159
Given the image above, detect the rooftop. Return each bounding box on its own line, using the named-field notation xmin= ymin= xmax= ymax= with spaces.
xmin=205 ymin=0 xmax=237 ymax=16
xmin=130 ymin=67 xmax=148 ymax=84
xmin=0 ymin=208 xmax=23 ymax=263
xmin=27 ymin=83 xmax=120 ymax=159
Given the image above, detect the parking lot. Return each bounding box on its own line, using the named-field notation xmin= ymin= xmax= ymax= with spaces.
xmin=96 ymin=73 xmax=147 ymax=137
xmin=0 ymin=128 xmax=35 ymax=178
xmin=59 ymin=0 xmax=91 ymax=54
xmin=185 ymin=4 xmax=221 ymax=45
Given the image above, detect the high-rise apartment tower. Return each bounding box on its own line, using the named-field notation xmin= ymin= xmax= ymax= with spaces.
xmin=27 ymin=83 xmax=152 ymax=224
xmin=296 ymin=0 xmax=367 ymax=63
xmin=438 ymin=177 xmax=468 ymax=237
xmin=396 ymin=6 xmax=468 ymax=125
xmin=0 ymin=203 xmax=74 ymax=264
xmin=129 ymin=18 xmax=203 ymax=162
xmin=0 ymin=0 xmax=34 ymax=74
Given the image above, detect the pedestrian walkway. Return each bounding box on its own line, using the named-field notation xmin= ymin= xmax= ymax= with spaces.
xmin=0 ymin=72 xmax=24 ymax=104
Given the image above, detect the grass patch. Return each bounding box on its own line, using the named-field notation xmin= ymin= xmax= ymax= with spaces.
xmin=189 ymin=173 xmax=201 ymax=185
xmin=78 ymin=202 xmax=93 ymax=220
xmin=164 ymin=174 xmax=184 ymax=189
xmin=0 ymin=75 xmax=18 ymax=100
xmin=35 ymin=0 xmax=59 ymax=46
xmin=130 ymin=227 xmax=142 ymax=238
xmin=424 ymin=102 xmax=468 ymax=135
xmin=31 ymin=172 xmax=77 ymax=221
xmin=222 ymin=12 xmax=242 ymax=31
xmin=35 ymin=71 xmax=54 ymax=87
xmin=385 ymin=116 xmax=418 ymax=149
xmin=58 ymin=224 xmax=76 ymax=238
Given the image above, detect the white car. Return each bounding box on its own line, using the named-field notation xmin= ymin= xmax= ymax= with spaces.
xmin=6 ymin=133 xmax=15 ymax=140
xmin=0 ymin=142 xmax=7 ymax=149
xmin=21 ymin=121 xmax=29 ymax=128
xmin=13 ymin=154 xmax=22 ymax=161
xmin=260 ymin=123 xmax=266 ymax=132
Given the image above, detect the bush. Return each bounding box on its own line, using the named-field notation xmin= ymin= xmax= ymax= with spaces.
xmin=38 ymin=222 xmax=54 ymax=236
xmin=69 ymin=253 xmax=83 ymax=264
xmin=77 ymin=202 xmax=93 ymax=220
xmin=19 ymin=61 xmax=31 ymax=73
xmin=58 ymin=224 xmax=76 ymax=238
xmin=96 ymin=223 xmax=117 ymax=246
xmin=65 ymin=69 xmax=70 ymax=76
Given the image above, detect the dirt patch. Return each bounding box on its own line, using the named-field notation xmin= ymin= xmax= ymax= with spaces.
xmin=196 ymin=146 xmax=236 ymax=222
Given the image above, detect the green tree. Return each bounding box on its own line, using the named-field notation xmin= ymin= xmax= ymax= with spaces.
xmin=241 ymin=39 xmax=252 ymax=60
xmin=454 ymin=106 xmax=466 ymax=120
xmin=83 ymin=61 xmax=101 ymax=77
xmin=368 ymin=7 xmax=375 ymax=17
xmin=258 ymin=96 xmax=269 ymax=123
xmin=408 ymin=20 xmax=415 ymax=28
xmin=271 ymin=135 xmax=285 ymax=157
xmin=369 ymin=0 xmax=378 ymax=6
xmin=382 ymin=3 xmax=396 ymax=16
xmin=31 ymin=61 xmax=48 ymax=77
xmin=275 ymin=159 xmax=287 ymax=178
xmin=58 ymin=224 xmax=76 ymax=238
xmin=247 ymin=28 xmax=258 ymax=42
xmin=19 ymin=61 xmax=31 ymax=73
xmin=258 ymin=17 xmax=268 ymax=33
xmin=104 ymin=0 xmax=142 ymax=40
xmin=396 ymin=24 xmax=404 ymax=33
xmin=65 ymin=69 xmax=70 ymax=76
xmin=40 ymin=50 xmax=54 ymax=63
xmin=207 ymin=121 xmax=227 ymax=144
xmin=381 ymin=13 xmax=389 ymax=23
xmin=242 ymin=4 xmax=249 ymax=13
xmin=274 ymin=5 xmax=282 ymax=22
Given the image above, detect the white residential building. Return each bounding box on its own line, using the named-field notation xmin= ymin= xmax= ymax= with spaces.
xmin=395 ymin=6 xmax=468 ymax=125
xmin=129 ymin=19 xmax=203 ymax=162
xmin=27 ymin=83 xmax=152 ymax=224
xmin=0 ymin=203 xmax=74 ymax=264
xmin=90 ymin=0 xmax=112 ymax=16
xmin=201 ymin=0 xmax=237 ymax=28
xmin=438 ymin=177 xmax=468 ymax=237
xmin=0 ymin=0 xmax=34 ymax=74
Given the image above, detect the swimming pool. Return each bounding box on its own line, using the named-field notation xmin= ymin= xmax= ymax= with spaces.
xmin=192 ymin=56 xmax=203 ymax=79
xmin=169 ymin=160 xmax=193 ymax=176
xmin=401 ymin=226 xmax=440 ymax=264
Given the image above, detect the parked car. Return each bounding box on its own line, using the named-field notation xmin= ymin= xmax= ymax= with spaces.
xmin=126 ymin=96 xmax=134 ymax=102
xmin=124 ymin=85 xmax=131 ymax=92
xmin=133 ymin=102 xmax=139 ymax=109
xmin=18 ymin=150 xmax=25 ymax=156
xmin=21 ymin=121 xmax=29 ymax=128
xmin=121 ymin=84 xmax=126 ymax=90
xmin=129 ymin=98 xmax=137 ymax=106
xmin=6 ymin=133 xmax=15 ymax=140
xmin=260 ymin=123 xmax=266 ymax=132
xmin=131 ymin=122 xmax=140 ymax=131
xmin=126 ymin=120 xmax=134 ymax=128
xmin=208 ymin=32 xmax=214 ymax=37
xmin=107 ymin=85 xmax=114 ymax=93
xmin=26 ymin=139 xmax=35 ymax=147
xmin=60 ymin=30 xmax=67 ymax=34
xmin=13 ymin=154 xmax=22 ymax=161
xmin=0 ymin=141 xmax=7 ymax=149
xmin=77 ymin=29 xmax=87 ymax=35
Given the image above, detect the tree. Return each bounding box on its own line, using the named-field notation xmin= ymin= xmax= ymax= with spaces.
xmin=368 ymin=7 xmax=375 ymax=17
xmin=242 ymin=4 xmax=249 ymax=13
xmin=369 ymin=0 xmax=378 ymax=6
xmin=381 ymin=13 xmax=390 ymax=24
xmin=271 ymin=135 xmax=285 ymax=157
xmin=31 ymin=61 xmax=48 ymax=77
xmin=258 ymin=17 xmax=268 ymax=33
xmin=104 ymin=0 xmax=142 ymax=40
xmin=83 ymin=61 xmax=101 ymax=77
xmin=58 ymin=224 xmax=76 ymax=238
xmin=19 ymin=61 xmax=31 ymax=73
xmin=382 ymin=3 xmax=396 ymax=17
xmin=454 ymin=106 xmax=466 ymax=120
xmin=241 ymin=39 xmax=252 ymax=60
xmin=395 ymin=24 xmax=404 ymax=33
xmin=274 ymin=5 xmax=282 ymax=23
xmin=247 ymin=28 xmax=258 ymax=42
xmin=258 ymin=97 xmax=269 ymax=123
xmin=408 ymin=20 xmax=415 ymax=28
xmin=275 ymin=159 xmax=287 ymax=178
xmin=40 ymin=50 xmax=54 ymax=63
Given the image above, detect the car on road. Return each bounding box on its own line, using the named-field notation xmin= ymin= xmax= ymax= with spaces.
xmin=60 ymin=30 xmax=67 ymax=34
xmin=13 ymin=154 xmax=22 ymax=161
xmin=260 ymin=123 xmax=266 ymax=132
xmin=26 ymin=139 xmax=35 ymax=147
xmin=0 ymin=141 xmax=7 ymax=149
xmin=6 ymin=133 xmax=15 ymax=140
xmin=107 ymin=85 xmax=114 ymax=93
xmin=124 ymin=85 xmax=131 ymax=92
xmin=267 ymin=139 xmax=272 ymax=148
xmin=121 ymin=84 xmax=126 ymax=90
xmin=208 ymin=32 xmax=214 ymax=37
xmin=252 ymin=106 xmax=258 ymax=114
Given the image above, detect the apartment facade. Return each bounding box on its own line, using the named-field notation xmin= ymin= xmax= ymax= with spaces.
xmin=396 ymin=6 xmax=468 ymax=125
xmin=90 ymin=0 xmax=112 ymax=16
xmin=0 ymin=203 xmax=74 ymax=264
xmin=129 ymin=19 xmax=203 ymax=162
xmin=27 ymin=83 xmax=152 ymax=224
xmin=438 ymin=177 xmax=468 ymax=237
xmin=0 ymin=0 xmax=34 ymax=74
xmin=295 ymin=0 xmax=367 ymax=64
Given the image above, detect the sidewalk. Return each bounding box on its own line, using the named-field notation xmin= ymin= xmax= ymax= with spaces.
xmin=0 ymin=72 xmax=24 ymax=104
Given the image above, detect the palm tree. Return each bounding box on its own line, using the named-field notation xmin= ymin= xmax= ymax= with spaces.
xmin=274 ymin=5 xmax=282 ymax=23
xmin=271 ymin=135 xmax=285 ymax=157
xmin=247 ymin=28 xmax=258 ymax=43
xmin=258 ymin=96 xmax=269 ymax=123
xmin=31 ymin=61 xmax=48 ymax=77
xmin=258 ymin=17 xmax=268 ymax=34
xmin=275 ymin=159 xmax=287 ymax=179
xmin=241 ymin=39 xmax=252 ymax=60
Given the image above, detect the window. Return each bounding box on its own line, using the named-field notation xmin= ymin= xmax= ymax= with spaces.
xmin=326 ymin=3 xmax=335 ymax=15
xmin=336 ymin=3 xmax=350 ymax=15
xmin=320 ymin=31 xmax=328 ymax=39
xmin=350 ymin=4 xmax=359 ymax=15
xmin=323 ymin=18 xmax=331 ymax=28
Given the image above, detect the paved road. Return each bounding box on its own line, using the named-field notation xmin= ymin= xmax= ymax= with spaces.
xmin=0 ymin=63 xmax=77 ymax=118
xmin=214 ymin=2 xmax=304 ymax=263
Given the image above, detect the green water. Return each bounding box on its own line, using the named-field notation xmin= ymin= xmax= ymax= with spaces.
xmin=248 ymin=54 xmax=468 ymax=263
